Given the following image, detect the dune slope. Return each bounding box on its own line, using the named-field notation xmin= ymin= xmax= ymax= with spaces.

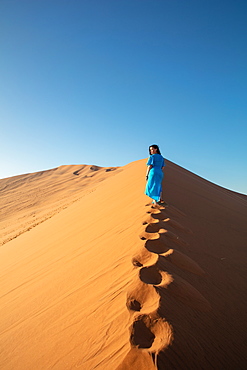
xmin=0 ymin=159 xmax=246 ymax=369
xmin=0 ymin=164 xmax=119 ymax=245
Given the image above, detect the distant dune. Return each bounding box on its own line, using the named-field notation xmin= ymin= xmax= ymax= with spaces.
xmin=0 ymin=159 xmax=246 ymax=369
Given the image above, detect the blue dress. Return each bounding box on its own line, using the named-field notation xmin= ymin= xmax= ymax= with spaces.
xmin=145 ymin=154 xmax=165 ymax=201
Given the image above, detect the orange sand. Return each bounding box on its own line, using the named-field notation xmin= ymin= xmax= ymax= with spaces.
xmin=0 ymin=159 xmax=246 ymax=369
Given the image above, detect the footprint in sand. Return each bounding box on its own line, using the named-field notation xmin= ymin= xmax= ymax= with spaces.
xmin=139 ymin=265 xmax=163 ymax=285
xmin=144 ymin=237 xmax=172 ymax=254
xmin=126 ymin=280 xmax=161 ymax=314
xmin=117 ymin=309 xmax=173 ymax=369
xmin=139 ymin=231 xmax=160 ymax=241
xmin=130 ymin=313 xmax=173 ymax=355
xmin=132 ymin=247 xmax=159 ymax=267
xmin=139 ymin=265 xmax=173 ymax=287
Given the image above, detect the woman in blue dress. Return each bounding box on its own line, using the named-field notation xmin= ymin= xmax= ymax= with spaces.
xmin=145 ymin=144 xmax=165 ymax=205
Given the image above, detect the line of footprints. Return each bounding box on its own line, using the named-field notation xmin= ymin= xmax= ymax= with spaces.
xmin=122 ymin=202 xmax=211 ymax=369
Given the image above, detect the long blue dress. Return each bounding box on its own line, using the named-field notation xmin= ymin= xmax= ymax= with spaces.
xmin=145 ymin=154 xmax=165 ymax=201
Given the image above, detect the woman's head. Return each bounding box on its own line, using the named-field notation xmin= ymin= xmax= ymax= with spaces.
xmin=149 ymin=144 xmax=161 ymax=155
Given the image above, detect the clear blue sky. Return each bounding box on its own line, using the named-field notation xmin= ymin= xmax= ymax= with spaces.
xmin=1 ymin=0 xmax=246 ymax=194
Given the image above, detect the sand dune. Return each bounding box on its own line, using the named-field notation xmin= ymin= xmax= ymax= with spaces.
xmin=0 ymin=159 xmax=246 ymax=369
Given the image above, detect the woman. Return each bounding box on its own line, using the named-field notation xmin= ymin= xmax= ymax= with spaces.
xmin=145 ymin=144 xmax=165 ymax=204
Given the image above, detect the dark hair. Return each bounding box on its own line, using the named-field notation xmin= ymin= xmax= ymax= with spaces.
xmin=149 ymin=144 xmax=161 ymax=155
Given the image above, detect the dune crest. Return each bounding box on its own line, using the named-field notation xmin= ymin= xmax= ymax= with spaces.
xmin=0 ymin=159 xmax=246 ymax=369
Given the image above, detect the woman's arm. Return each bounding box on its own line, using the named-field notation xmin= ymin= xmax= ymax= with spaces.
xmin=146 ymin=165 xmax=153 ymax=180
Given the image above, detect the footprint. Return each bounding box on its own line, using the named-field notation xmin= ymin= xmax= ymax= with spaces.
xmin=130 ymin=314 xmax=156 ymax=348
xmin=146 ymin=206 xmax=166 ymax=215
xmin=139 ymin=266 xmax=163 ymax=285
xmin=144 ymin=231 xmax=182 ymax=253
xmin=142 ymin=215 xmax=160 ymax=225
xmin=144 ymin=222 xmax=167 ymax=233
xmin=139 ymin=266 xmax=173 ymax=287
xmin=146 ymin=208 xmax=159 ymax=214
xmin=117 ymin=315 xmax=173 ymax=370
xmin=126 ymin=280 xmax=161 ymax=314
xmin=139 ymin=231 xmax=160 ymax=241
xmin=132 ymin=248 xmax=159 ymax=267
xmin=130 ymin=313 xmax=173 ymax=353
xmin=127 ymin=299 xmax=142 ymax=311
xmin=144 ymin=237 xmax=171 ymax=254
xmin=145 ymin=208 xmax=167 ymax=218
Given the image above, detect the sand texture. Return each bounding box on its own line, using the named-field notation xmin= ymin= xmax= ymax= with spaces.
xmin=0 ymin=159 xmax=246 ymax=369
